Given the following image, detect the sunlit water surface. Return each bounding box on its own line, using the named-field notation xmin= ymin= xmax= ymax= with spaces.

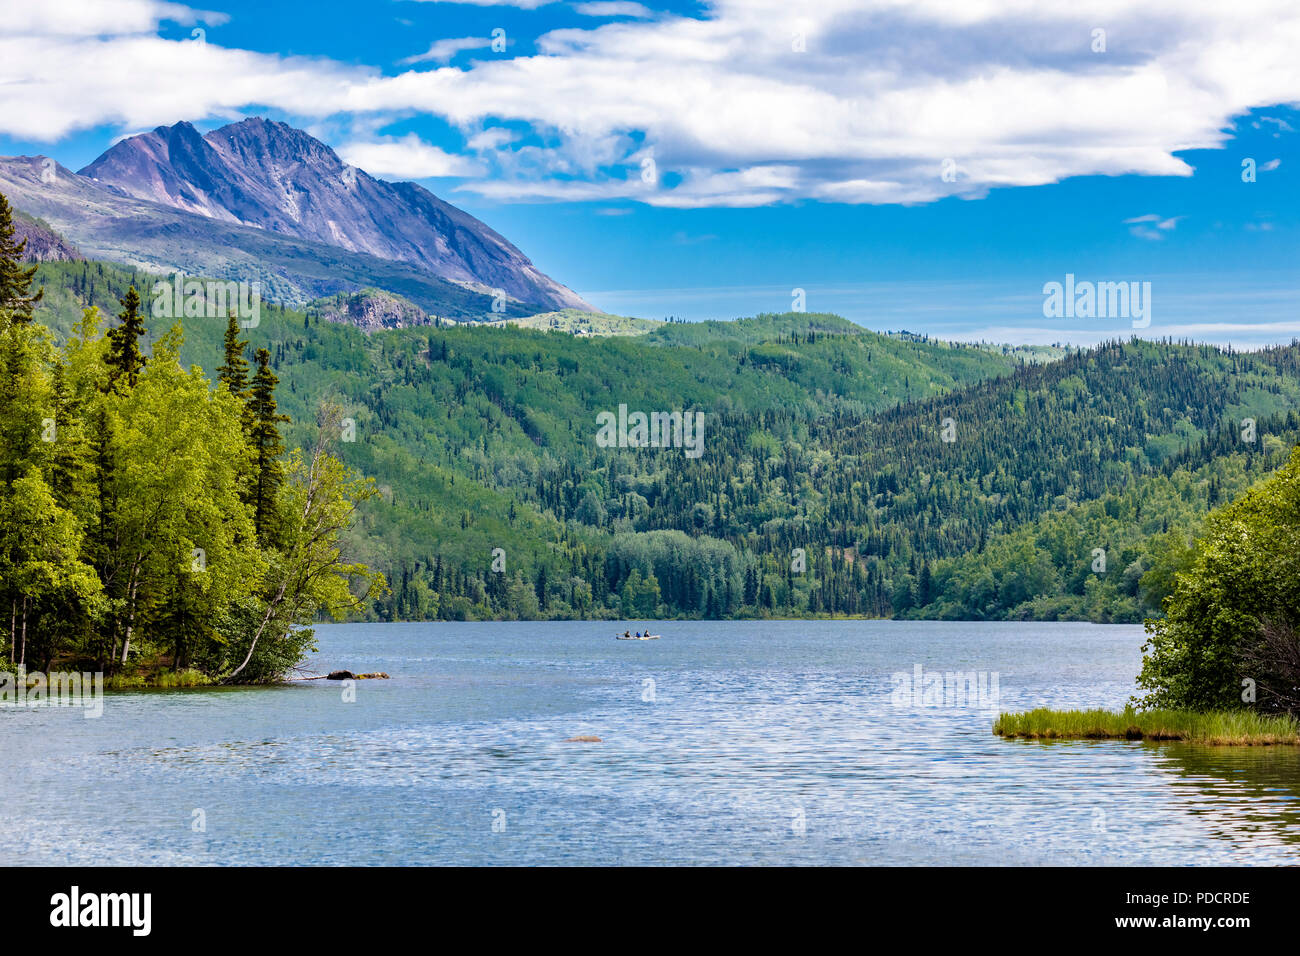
xmin=3 ymin=620 xmax=1298 ymax=865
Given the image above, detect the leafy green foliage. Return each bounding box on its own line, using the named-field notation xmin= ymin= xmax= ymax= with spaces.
xmin=0 ymin=251 xmax=382 ymax=680
xmin=1137 ymin=446 xmax=1300 ymax=712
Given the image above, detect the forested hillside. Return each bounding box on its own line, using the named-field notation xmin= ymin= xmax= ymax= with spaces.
xmin=28 ymin=255 xmax=1300 ymax=624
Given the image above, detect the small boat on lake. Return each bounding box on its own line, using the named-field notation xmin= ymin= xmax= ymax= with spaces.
xmin=616 ymin=633 xmax=661 ymax=640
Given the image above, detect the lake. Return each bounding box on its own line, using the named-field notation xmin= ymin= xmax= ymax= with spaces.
xmin=3 ymin=620 xmax=1299 ymax=865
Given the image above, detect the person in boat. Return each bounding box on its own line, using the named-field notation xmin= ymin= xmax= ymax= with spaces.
xmin=624 ymin=630 xmax=631 ymax=639
xmin=635 ymin=631 xmax=642 ymax=638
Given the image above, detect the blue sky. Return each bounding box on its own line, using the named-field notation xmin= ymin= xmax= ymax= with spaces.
xmin=1 ymin=0 xmax=1298 ymax=345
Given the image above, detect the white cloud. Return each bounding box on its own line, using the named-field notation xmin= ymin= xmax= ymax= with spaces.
xmin=3 ymin=0 xmax=225 ymax=36
xmin=401 ymin=36 xmax=494 ymax=65
xmin=407 ymin=0 xmax=553 ymax=7
xmin=468 ymin=177 xmax=643 ymax=202
xmin=1257 ymin=116 xmax=1296 ymax=134
xmin=1124 ymin=213 xmax=1184 ymax=240
xmin=5 ymin=0 xmax=1300 ymax=208
xmin=466 ymin=127 xmax=519 ymax=150
xmin=573 ymin=2 xmax=654 ymax=18
xmin=0 ymin=24 xmax=370 ymax=140
xmin=337 ymin=134 xmax=485 ymax=179
xmin=340 ymin=0 xmax=1300 ymax=206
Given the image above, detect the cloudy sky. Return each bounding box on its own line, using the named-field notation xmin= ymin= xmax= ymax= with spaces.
xmin=1 ymin=0 xmax=1298 ymax=344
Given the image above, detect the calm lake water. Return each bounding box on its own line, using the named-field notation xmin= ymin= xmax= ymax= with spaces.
xmin=3 ymin=620 xmax=1299 ymax=866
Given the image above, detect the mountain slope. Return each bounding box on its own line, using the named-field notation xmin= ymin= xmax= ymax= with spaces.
xmin=27 ymin=258 xmax=1300 ymax=624
xmin=78 ymin=118 xmax=590 ymax=312
xmin=11 ymin=207 xmax=79 ymax=262
xmin=0 ymin=160 xmax=538 ymax=318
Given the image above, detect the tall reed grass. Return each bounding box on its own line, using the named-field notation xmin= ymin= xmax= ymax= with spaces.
xmin=993 ymin=706 xmax=1300 ymax=745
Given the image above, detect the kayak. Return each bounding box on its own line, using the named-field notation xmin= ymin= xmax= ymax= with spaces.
xmin=616 ymin=634 xmax=661 ymax=640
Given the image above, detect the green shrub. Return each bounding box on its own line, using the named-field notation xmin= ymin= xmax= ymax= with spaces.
xmin=1137 ymin=447 xmax=1300 ymax=711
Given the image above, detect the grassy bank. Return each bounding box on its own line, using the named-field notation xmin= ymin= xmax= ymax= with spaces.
xmin=105 ymin=669 xmax=213 ymax=690
xmin=994 ymin=706 xmax=1300 ymax=745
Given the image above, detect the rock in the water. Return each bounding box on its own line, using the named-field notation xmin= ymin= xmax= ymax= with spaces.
xmin=324 ymin=670 xmax=389 ymax=680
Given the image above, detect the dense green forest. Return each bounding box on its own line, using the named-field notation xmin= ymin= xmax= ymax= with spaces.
xmin=22 ymin=227 xmax=1300 ymax=627
xmin=0 ymin=197 xmax=382 ymax=680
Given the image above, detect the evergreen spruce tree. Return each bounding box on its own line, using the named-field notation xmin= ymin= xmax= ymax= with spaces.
xmin=217 ymin=312 xmax=251 ymax=397
xmin=217 ymin=312 xmax=256 ymax=442
xmin=106 ymin=286 xmax=147 ymax=390
xmin=534 ymin=564 xmax=548 ymax=610
xmin=47 ymin=361 xmax=92 ymax=509
xmin=0 ymin=193 xmax=42 ymax=323
xmin=247 ymin=347 xmax=288 ymax=543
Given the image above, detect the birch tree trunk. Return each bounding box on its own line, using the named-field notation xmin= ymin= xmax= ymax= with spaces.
xmin=121 ymin=562 xmax=142 ymax=666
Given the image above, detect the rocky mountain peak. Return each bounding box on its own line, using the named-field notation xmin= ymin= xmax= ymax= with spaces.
xmin=75 ymin=117 xmax=592 ymax=312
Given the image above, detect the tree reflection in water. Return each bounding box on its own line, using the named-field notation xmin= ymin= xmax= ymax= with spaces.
xmin=1150 ymin=743 xmax=1300 ymax=848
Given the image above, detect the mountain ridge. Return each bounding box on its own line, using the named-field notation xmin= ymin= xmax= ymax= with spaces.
xmin=77 ymin=117 xmax=591 ymax=312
